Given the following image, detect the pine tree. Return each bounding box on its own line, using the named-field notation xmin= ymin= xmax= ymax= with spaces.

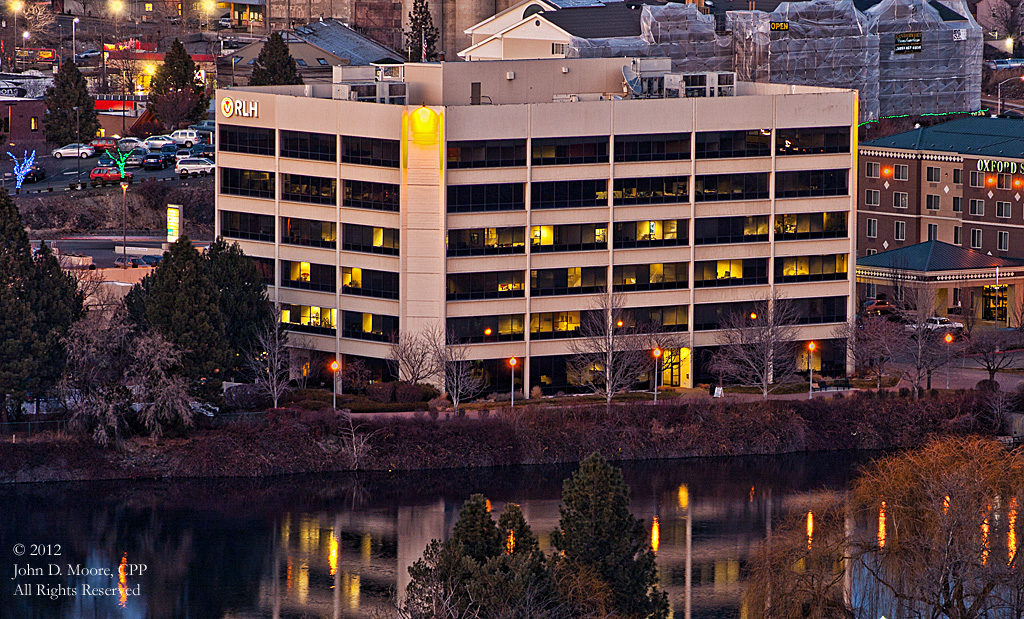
xmin=451 ymin=494 xmax=502 ymax=563
xmin=43 ymin=61 xmax=100 ymax=146
xmin=24 ymin=241 xmax=84 ymax=400
xmin=551 ymin=452 xmax=669 ymax=619
xmin=249 ymin=32 xmax=303 ymax=86
xmin=404 ymin=0 xmax=439 ymax=62
xmin=205 ymin=238 xmax=274 ymax=376
xmin=149 ymin=39 xmax=209 ymax=129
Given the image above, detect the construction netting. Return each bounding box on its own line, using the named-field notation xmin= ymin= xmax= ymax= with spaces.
xmin=729 ymin=0 xmax=879 ymax=121
xmin=866 ymin=0 xmax=982 ymax=117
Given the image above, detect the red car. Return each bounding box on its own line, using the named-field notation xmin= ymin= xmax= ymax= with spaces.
xmin=91 ymin=137 xmax=118 ymax=153
xmin=89 ymin=166 xmax=133 ymax=187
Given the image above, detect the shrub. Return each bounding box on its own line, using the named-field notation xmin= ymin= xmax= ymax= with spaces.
xmin=492 ymin=392 xmax=511 ymax=402
xmin=224 ymin=384 xmax=272 ymax=411
xmin=899 ymin=387 xmax=912 ymax=398
xmin=428 ymin=395 xmax=449 ymax=412
xmin=366 ymin=382 xmax=395 ymax=403
xmin=530 ymin=385 xmax=543 ymax=400
xmin=346 ymin=397 xmax=427 ymax=413
xmin=976 ymin=379 xmax=1000 ymax=392
xmin=395 ymin=382 xmax=425 ymax=403
xmin=419 ymin=383 xmax=441 ymax=401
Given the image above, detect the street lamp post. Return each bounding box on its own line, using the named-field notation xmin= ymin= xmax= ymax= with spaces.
xmin=10 ymin=0 xmax=21 ymax=70
xmin=330 ymin=360 xmax=339 ymax=410
xmin=944 ymin=332 xmax=954 ymax=389
xmin=652 ymin=347 xmax=662 ymax=403
xmin=120 ymin=181 xmax=128 ymax=267
xmin=508 ymin=357 xmax=517 ymax=409
xmin=807 ymin=342 xmax=816 ymax=400
xmin=73 ymin=106 xmax=80 ymax=188
xmin=997 ymin=76 xmax=1024 ymax=115
xmin=72 ymin=17 xmax=79 ymax=62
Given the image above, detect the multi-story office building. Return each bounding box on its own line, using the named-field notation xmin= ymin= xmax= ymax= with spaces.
xmin=215 ymin=57 xmax=856 ymax=391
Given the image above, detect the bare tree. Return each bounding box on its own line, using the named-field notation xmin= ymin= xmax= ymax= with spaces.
xmin=152 ymin=88 xmax=200 ymax=131
xmin=835 ymin=315 xmax=906 ymax=390
xmin=110 ymin=50 xmax=144 ymax=96
xmin=710 ymin=291 xmax=801 ymax=400
xmin=968 ymin=327 xmax=1020 ymax=380
xmin=990 ymin=0 xmax=1024 ymax=40
xmin=22 ymin=3 xmax=56 ymax=33
xmin=128 ymin=331 xmax=194 ymax=438
xmin=246 ymin=322 xmax=291 ymax=408
xmin=898 ymin=287 xmax=956 ymax=397
xmin=566 ymin=293 xmax=650 ymax=411
xmin=388 ymin=329 xmax=436 ymax=384
xmin=425 ymin=323 xmax=485 ymax=415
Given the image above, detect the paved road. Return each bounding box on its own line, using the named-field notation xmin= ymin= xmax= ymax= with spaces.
xmin=33 ymin=234 xmax=212 ymax=268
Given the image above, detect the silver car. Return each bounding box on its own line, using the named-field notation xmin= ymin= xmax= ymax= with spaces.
xmin=175 ymin=157 xmax=215 ymax=176
xmin=143 ymin=135 xmax=175 ymax=150
xmin=125 ymin=148 xmax=149 ymax=167
xmin=51 ymin=143 xmax=95 ymax=159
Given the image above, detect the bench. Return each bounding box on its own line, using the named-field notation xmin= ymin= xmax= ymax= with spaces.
xmin=813 ymin=379 xmax=852 ymax=392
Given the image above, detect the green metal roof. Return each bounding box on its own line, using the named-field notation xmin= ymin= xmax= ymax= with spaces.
xmin=857 ymin=240 xmax=1024 ymax=272
xmin=862 ymin=117 xmax=1024 ymax=159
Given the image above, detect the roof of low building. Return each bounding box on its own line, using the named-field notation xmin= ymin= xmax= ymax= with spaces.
xmin=291 ymin=19 xmax=404 ymax=64
xmin=857 ymin=239 xmax=1024 ymax=272
xmin=542 ymin=2 xmax=654 ymax=37
xmin=862 ymin=117 xmax=1024 ymax=159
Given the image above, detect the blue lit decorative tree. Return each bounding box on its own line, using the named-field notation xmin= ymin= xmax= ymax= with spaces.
xmin=7 ymin=150 xmax=36 ymax=191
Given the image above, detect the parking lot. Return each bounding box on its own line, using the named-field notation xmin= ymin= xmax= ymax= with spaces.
xmin=2 ymin=150 xmax=210 ymax=194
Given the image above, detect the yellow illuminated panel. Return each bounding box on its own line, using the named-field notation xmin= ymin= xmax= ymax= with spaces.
xmin=410 ymin=106 xmax=439 ymax=144
xmin=167 ymin=206 xmax=180 ymax=243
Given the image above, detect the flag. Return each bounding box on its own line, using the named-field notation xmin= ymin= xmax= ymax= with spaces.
xmin=421 ymin=30 xmax=427 ymax=62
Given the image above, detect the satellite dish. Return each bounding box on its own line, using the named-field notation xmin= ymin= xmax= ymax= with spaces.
xmin=622 ymin=65 xmax=643 ymax=96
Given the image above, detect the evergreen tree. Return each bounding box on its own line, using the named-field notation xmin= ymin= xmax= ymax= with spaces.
xmin=404 ymin=0 xmax=439 ymax=62
xmin=249 ymin=32 xmax=303 ymax=86
xmin=450 ymin=494 xmax=502 ymax=563
xmin=149 ymin=39 xmax=209 ymax=128
xmin=24 ymin=242 xmax=84 ymax=400
xmin=551 ymin=452 xmax=669 ymax=619
xmin=205 ymin=238 xmax=273 ymax=375
xmin=43 ymin=61 xmax=100 ymax=146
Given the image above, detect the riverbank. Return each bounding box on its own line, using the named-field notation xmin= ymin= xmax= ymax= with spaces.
xmin=0 ymin=391 xmax=993 ymax=483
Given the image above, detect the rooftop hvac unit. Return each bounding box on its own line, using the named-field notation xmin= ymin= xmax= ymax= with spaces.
xmin=332 ymin=81 xmax=407 ymax=104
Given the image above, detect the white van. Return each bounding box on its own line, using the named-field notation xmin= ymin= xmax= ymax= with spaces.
xmin=169 ymin=129 xmax=202 ymax=147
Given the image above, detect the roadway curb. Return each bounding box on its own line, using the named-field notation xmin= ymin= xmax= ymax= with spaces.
xmin=14 ymin=176 xmax=186 ymax=195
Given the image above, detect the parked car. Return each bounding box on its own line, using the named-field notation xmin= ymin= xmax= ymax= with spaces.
xmin=125 ymin=148 xmax=148 ymax=167
xmin=159 ymin=144 xmax=178 ymax=165
xmin=190 ymin=120 xmax=216 ymax=132
xmin=143 ymin=135 xmax=175 ymax=150
xmin=22 ymin=164 xmax=45 ymax=183
xmin=140 ymin=254 xmax=163 ymax=266
xmin=862 ymin=299 xmax=892 ymax=316
xmin=175 ymin=158 xmax=215 ymax=177
xmin=52 ymin=143 xmax=95 ymax=159
xmin=114 ymin=256 xmax=145 ymax=268
xmin=91 ymin=137 xmax=118 ymax=153
xmin=922 ymin=316 xmax=965 ymax=331
xmin=142 ymin=153 xmax=169 ymax=170
xmin=117 ymin=137 xmax=143 ymax=151
xmin=216 ymin=17 xmax=232 ymax=28
xmin=174 ymin=147 xmax=192 ymax=161
xmin=169 ymin=129 xmax=202 ymax=147
xmin=74 ymin=49 xmax=101 ymax=60
xmin=89 ymin=166 xmax=133 ymax=186
xmin=201 ymin=145 xmax=216 ymax=161
xmin=97 ymin=152 xmax=114 ymax=166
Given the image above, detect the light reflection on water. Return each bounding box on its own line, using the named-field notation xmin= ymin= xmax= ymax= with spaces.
xmin=0 ymin=451 xmax=873 ymax=619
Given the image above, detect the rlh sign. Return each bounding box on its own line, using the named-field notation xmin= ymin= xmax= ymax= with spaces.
xmin=221 ymin=97 xmax=258 ymax=119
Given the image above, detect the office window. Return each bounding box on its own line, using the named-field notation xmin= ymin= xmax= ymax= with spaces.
xmin=280 ymin=305 xmax=336 ymax=335
xmin=972 ymin=228 xmax=983 ymax=249
xmin=447 ymin=139 xmax=526 ymax=168
xmin=895 ymin=221 xmax=906 ymax=241
xmin=954 ymin=225 xmax=962 ymax=245
xmin=220 ymin=168 xmax=274 ymax=199
xmin=774 ymin=254 xmax=848 ymax=283
xmin=341 ymin=267 xmax=399 ymax=299
xmin=343 ymin=180 xmax=399 ymax=212
xmin=894 ymin=164 xmax=908 ymax=181
xmin=342 ymin=223 xmax=399 ymax=255
xmin=865 ymin=189 xmax=880 ymax=206
xmin=893 ymin=192 xmax=908 ymax=208
xmin=447 ymin=271 xmax=525 ymax=300
xmin=221 ymin=211 xmax=273 ymax=242
xmin=29 ymin=117 xmax=37 ymax=131
xmin=926 ymin=194 xmax=940 ymax=210
xmin=613 ymin=176 xmax=688 ymax=205
xmin=281 ymin=173 xmax=337 ymax=205
xmin=953 ymin=168 xmax=963 ymax=184
xmin=531 ymin=136 xmax=608 ymax=165
xmin=792 ymin=296 xmax=847 ymax=325
xmin=694 ymin=258 xmax=768 ymax=287
xmin=612 ymin=262 xmax=688 ymax=291
xmin=866 ymin=218 xmax=877 ymax=239
xmin=614 ymin=132 xmax=689 ymax=162
xmin=617 ymin=305 xmax=688 ymax=332
xmin=970 ymin=199 xmax=985 ymax=216
xmin=531 ymin=311 xmax=587 ymax=339
xmin=531 ymin=179 xmax=607 ymax=209
xmin=927 ymin=223 xmax=938 ymax=241
xmin=970 ymin=171 xmax=984 ymax=187
xmin=448 ymin=183 xmax=525 ymax=212
xmin=694 ymin=129 xmax=771 ymax=158
xmin=926 ymin=166 xmax=941 ymax=182
xmin=447 ymin=227 xmax=525 ymax=256
xmin=446 ymin=314 xmax=524 ymax=343
xmin=280 ymin=217 xmax=336 ymax=248
xmin=613 ymin=219 xmax=687 ymax=248
xmin=953 ymin=196 xmax=962 ymax=212
xmin=866 ymin=161 xmax=880 ymax=178
xmin=998 ymin=201 xmax=1011 ymax=218
xmin=530 ymin=267 xmax=605 ymax=296
xmin=252 ymin=257 xmax=274 ymax=285
xmin=694 ymin=173 xmax=769 ymax=202
xmin=694 ymin=216 xmax=768 ymax=244
xmin=999 ymin=231 xmax=1010 ymax=251
xmin=775 ymin=169 xmax=848 ymax=198
xmin=219 ymin=125 xmax=274 ymax=155
xmin=341 ymin=136 xmax=400 ymax=167
xmin=530 ymin=223 xmax=607 ymax=252
xmin=774 ymin=212 xmax=847 ymax=241
xmin=693 ymin=301 xmax=758 ymax=331
xmin=280 ymin=130 xmax=336 ymax=161
xmin=775 ymin=126 xmax=849 ymax=155
xmin=280 ymin=260 xmax=335 ymax=292
xmin=342 ymin=311 xmax=399 ymax=342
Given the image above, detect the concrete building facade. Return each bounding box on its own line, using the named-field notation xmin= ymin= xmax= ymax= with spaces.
xmin=214 ymin=57 xmax=857 ymax=391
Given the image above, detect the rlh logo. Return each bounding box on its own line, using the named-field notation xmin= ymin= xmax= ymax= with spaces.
xmin=221 ymin=97 xmax=258 ymax=118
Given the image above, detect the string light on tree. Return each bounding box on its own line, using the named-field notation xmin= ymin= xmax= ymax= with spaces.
xmin=110 ymin=149 xmax=131 ymax=178
xmin=7 ymin=150 xmax=35 ymax=190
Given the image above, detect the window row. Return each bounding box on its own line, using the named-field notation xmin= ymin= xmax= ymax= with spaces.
xmin=692 ymin=296 xmax=847 ymax=330
xmin=693 ymin=258 xmax=769 ymax=288
xmin=221 ymin=169 xmax=398 ymax=211
xmin=219 ymin=126 xmax=399 ymax=167
xmin=529 ymin=305 xmax=688 ymax=339
xmin=774 ymin=254 xmax=848 ymax=283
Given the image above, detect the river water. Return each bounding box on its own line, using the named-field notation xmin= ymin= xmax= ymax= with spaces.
xmin=0 ymin=452 xmax=874 ymax=619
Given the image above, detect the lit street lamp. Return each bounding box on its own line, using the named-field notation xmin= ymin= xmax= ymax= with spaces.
xmin=72 ymin=17 xmax=79 ymax=62
xmin=120 ymin=181 xmax=128 ymax=267
xmin=330 ymin=360 xmax=340 ymax=410
xmin=807 ymin=341 xmax=816 ymax=400
xmin=652 ymin=347 xmax=662 ymax=403
xmin=10 ymin=0 xmax=22 ymax=70
xmin=508 ymin=357 xmax=517 ymax=409
xmin=944 ymin=332 xmax=954 ymax=389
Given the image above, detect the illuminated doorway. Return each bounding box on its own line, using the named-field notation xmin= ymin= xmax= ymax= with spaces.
xmin=661 ymin=347 xmax=692 ymax=388
xmin=982 ymin=285 xmax=1008 ymax=323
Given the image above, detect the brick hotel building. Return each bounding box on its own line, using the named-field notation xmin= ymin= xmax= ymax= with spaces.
xmin=214 ymin=57 xmax=857 ymax=391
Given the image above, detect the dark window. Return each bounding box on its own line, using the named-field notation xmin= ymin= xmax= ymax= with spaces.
xmin=530 ymin=310 xmax=590 ymax=340
xmin=613 ymin=219 xmax=687 ymax=248
xmin=694 ymin=216 xmax=769 ymax=245
xmin=612 ymin=262 xmax=688 ymax=291
xmin=774 ymin=212 xmax=848 ymax=240
xmin=774 ymin=254 xmax=849 ymax=283
xmin=447 ymin=314 xmax=524 ymax=343
xmin=531 ymin=179 xmax=607 ymax=209
xmin=252 ymin=257 xmax=274 ymax=285
xmin=342 ymin=311 xmax=399 ymax=342
xmin=447 ymin=227 xmax=525 ymax=256
xmin=447 ymin=271 xmax=525 ymax=300
xmin=775 ymin=126 xmax=850 ymax=156
xmin=343 ymin=180 xmax=399 ymax=212
xmin=614 ymin=176 xmax=688 ymax=205
xmin=342 ymin=136 xmax=400 ymax=167
xmin=280 ymin=217 xmax=336 ymax=248
xmin=281 ymin=173 xmax=337 ymax=205
xmin=280 ymin=304 xmax=336 ymax=335
xmin=793 ymin=296 xmax=847 ymax=324
xmin=693 ymin=301 xmax=758 ymax=331
xmin=694 ymin=173 xmax=768 ymax=202
xmin=447 ymin=183 xmax=525 ymax=212
xmin=342 ymin=224 xmax=399 ymax=255
xmin=695 ymin=129 xmax=771 ymax=158
xmin=219 ymin=124 xmax=274 ymax=155
xmin=280 ymin=260 xmax=335 ymax=292
xmin=694 ymin=258 xmax=768 ymax=287
xmin=618 ymin=305 xmax=688 ymax=332
xmin=221 ymin=210 xmax=274 ymax=241
xmin=447 ymin=139 xmax=527 ymax=168
xmin=532 ymin=136 xmax=608 ymax=165
xmin=342 ymin=267 xmax=399 ymax=299
xmin=316 ymin=58 xmax=328 ymax=65
xmin=614 ymin=132 xmax=689 ymax=162
xmin=221 ymin=168 xmax=274 ymax=199
xmin=296 ymin=59 xmax=307 ymax=66
xmin=530 ymin=223 xmax=607 ymax=252
xmin=280 ymin=130 xmax=336 ymax=161
xmin=530 ymin=267 xmax=605 ymax=296
xmin=775 ymin=169 xmax=848 ymax=198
